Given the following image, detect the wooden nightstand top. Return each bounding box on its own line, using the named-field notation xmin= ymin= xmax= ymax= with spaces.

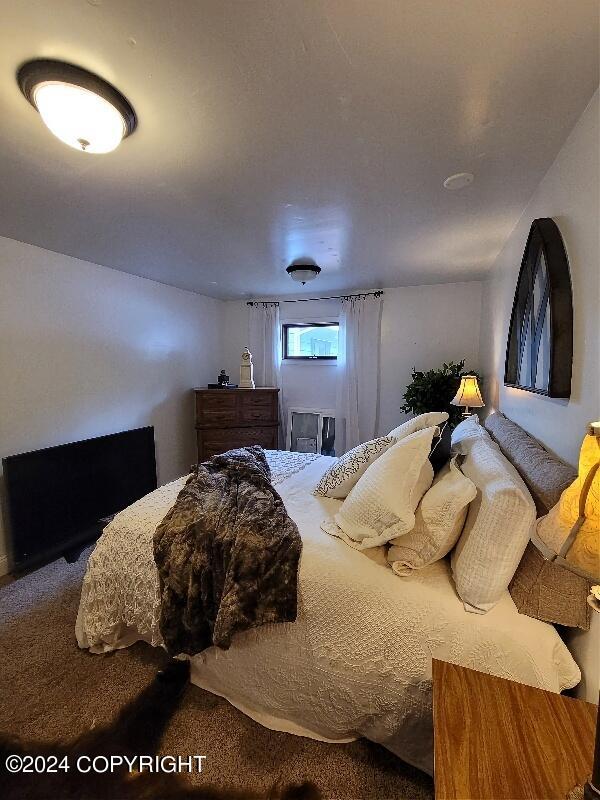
xmin=433 ymin=658 xmax=597 ymax=800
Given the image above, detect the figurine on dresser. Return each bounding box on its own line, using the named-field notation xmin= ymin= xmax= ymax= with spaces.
xmin=240 ymin=347 xmax=255 ymax=389
xmin=207 ymin=369 xmax=237 ymax=389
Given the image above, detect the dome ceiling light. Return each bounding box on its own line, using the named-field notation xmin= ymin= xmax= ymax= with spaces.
xmin=17 ymin=59 xmax=137 ymax=154
xmin=286 ymin=260 xmax=322 ymax=285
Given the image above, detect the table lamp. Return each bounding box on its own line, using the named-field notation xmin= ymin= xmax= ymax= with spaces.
xmin=450 ymin=375 xmax=485 ymax=417
xmin=538 ymin=421 xmax=600 ymax=581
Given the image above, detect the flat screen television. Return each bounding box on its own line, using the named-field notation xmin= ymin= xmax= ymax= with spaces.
xmin=2 ymin=426 xmax=157 ymax=572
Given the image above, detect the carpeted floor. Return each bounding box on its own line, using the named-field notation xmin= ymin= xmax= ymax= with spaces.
xmin=0 ymin=551 xmax=433 ymax=800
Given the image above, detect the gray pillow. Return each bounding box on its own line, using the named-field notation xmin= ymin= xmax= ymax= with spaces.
xmin=484 ymin=412 xmax=576 ymax=516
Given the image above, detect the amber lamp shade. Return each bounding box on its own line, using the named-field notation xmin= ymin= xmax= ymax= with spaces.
xmin=450 ymin=376 xmax=485 ymax=416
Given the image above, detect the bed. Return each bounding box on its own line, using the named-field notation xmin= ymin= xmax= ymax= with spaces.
xmin=76 ymin=446 xmax=580 ymax=775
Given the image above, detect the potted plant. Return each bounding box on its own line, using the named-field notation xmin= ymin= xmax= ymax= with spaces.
xmin=401 ymin=360 xmax=482 ymax=429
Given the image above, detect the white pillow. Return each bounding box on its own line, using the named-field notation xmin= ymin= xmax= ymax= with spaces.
xmin=451 ymin=434 xmax=536 ymax=613
xmin=314 ymin=411 xmax=448 ymax=500
xmin=321 ymin=426 xmax=436 ymax=550
xmin=387 ymin=456 xmax=477 ymax=575
xmin=450 ymin=414 xmax=487 ymax=454
xmin=313 ymin=434 xmax=396 ymax=499
xmin=388 ymin=411 xmax=449 ymax=440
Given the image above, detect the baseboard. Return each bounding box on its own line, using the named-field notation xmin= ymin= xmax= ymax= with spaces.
xmin=0 ymin=554 xmax=9 ymax=577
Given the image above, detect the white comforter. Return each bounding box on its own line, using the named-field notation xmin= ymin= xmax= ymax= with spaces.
xmin=76 ymin=451 xmax=580 ymax=774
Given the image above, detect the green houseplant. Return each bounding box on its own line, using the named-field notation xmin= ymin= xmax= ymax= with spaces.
xmin=401 ymin=360 xmax=482 ymax=429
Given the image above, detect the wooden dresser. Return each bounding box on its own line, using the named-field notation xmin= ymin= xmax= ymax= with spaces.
xmin=194 ymin=388 xmax=280 ymax=463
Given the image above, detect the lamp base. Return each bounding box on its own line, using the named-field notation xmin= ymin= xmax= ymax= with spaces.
xmin=584 ymin=780 xmax=600 ymax=800
xmin=566 ymin=781 xmax=600 ymax=800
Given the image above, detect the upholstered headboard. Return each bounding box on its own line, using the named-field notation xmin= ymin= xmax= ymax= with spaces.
xmin=484 ymin=411 xmax=577 ymax=516
xmin=485 ymin=412 xmax=590 ymax=631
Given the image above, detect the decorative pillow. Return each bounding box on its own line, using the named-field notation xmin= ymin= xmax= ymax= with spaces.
xmin=451 ymin=434 xmax=536 ymax=613
xmin=484 ymin=411 xmax=576 ymax=516
xmin=450 ymin=414 xmax=487 ymax=454
xmin=429 ymin=421 xmax=450 ymax=474
xmin=321 ymin=426 xmax=437 ymax=550
xmin=508 ymin=540 xmax=592 ymax=630
xmin=313 ymin=434 xmax=396 ymax=499
xmin=387 ymin=457 xmax=477 ymax=575
xmin=388 ymin=411 xmax=449 ymax=440
xmin=314 ymin=411 xmax=448 ymax=500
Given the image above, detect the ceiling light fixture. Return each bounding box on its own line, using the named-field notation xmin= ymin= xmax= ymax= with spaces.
xmin=443 ymin=172 xmax=474 ymax=190
xmin=17 ymin=59 xmax=137 ymax=154
xmin=286 ymin=260 xmax=322 ymax=285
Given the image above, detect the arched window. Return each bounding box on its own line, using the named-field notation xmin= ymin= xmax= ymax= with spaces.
xmin=504 ymin=218 xmax=573 ymax=398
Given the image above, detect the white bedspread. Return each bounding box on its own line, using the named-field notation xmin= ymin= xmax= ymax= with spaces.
xmin=76 ymin=451 xmax=580 ymax=774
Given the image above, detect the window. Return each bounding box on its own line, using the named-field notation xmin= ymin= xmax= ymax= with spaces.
xmin=282 ymin=323 xmax=339 ymax=360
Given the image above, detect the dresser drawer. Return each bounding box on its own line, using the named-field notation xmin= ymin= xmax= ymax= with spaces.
xmin=197 ymin=426 xmax=278 ymax=461
xmin=194 ymin=388 xmax=280 ymax=463
xmin=239 ymin=391 xmax=277 ymax=423
xmin=195 ymin=391 xmax=238 ymax=425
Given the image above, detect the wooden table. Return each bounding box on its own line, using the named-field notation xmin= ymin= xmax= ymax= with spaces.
xmin=433 ymin=658 xmax=598 ymax=799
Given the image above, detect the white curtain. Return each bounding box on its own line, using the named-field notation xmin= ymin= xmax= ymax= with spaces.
xmin=248 ymin=302 xmax=283 ymax=445
xmin=336 ymin=294 xmax=383 ymax=453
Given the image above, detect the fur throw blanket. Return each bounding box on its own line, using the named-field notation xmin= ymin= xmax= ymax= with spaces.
xmin=154 ymin=446 xmax=302 ymax=657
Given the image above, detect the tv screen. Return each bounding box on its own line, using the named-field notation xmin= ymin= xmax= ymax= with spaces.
xmin=2 ymin=427 xmax=157 ymax=572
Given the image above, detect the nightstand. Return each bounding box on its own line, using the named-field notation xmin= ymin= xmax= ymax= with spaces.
xmin=432 ymin=658 xmax=598 ymax=799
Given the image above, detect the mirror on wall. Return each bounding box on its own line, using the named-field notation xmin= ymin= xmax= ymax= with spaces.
xmin=504 ymin=218 xmax=573 ymax=398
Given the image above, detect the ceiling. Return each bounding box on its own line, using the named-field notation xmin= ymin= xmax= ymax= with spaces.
xmin=0 ymin=0 xmax=598 ymax=299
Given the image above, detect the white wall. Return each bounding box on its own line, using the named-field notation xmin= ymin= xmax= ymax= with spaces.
xmin=221 ymin=297 xmax=339 ymax=446
xmin=0 ymin=236 xmax=222 ymax=572
xmin=479 ymin=90 xmax=599 ymax=467
xmin=278 ymin=299 xmax=340 ymax=423
xmin=378 ymin=283 xmax=482 ymax=435
xmin=479 ymin=90 xmax=600 ymax=702
xmin=222 ymin=281 xmax=483 ymax=447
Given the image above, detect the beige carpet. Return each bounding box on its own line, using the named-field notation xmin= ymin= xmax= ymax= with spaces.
xmin=0 ymin=551 xmax=433 ymax=800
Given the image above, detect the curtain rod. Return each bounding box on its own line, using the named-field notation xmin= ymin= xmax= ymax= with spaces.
xmin=247 ymin=290 xmax=383 ymax=306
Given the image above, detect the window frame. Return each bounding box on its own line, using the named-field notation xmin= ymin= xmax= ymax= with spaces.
xmin=282 ymin=322 xmax=339 ymax=361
